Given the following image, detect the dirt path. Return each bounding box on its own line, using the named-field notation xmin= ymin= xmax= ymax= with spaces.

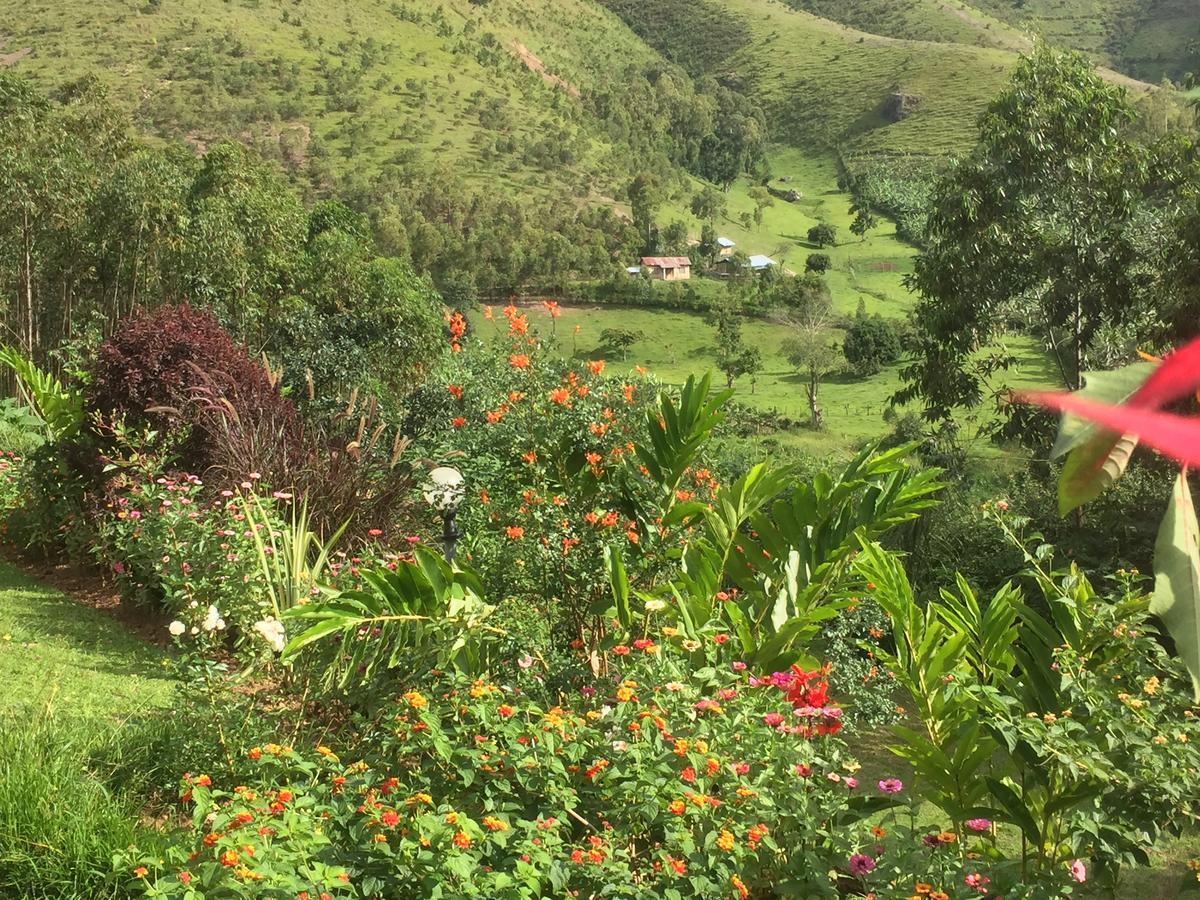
xmin=0 ymin=47 xmax=31 ymax=67
xmin=509 ymin=40 xmax=581 ymax=99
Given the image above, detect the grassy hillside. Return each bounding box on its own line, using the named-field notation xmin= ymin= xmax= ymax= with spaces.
xmin=969 ymin=0 xmax=1199 ymax=81
xmin=2 ymin=0 xmax=664 ymax=200
xmin=779 ymin=0 xmax=1027 ymax=51
xmin=658 ymin=147 xmax=918 ymax=314
xmin=601 ymin=0 xmax=1019 ymax=165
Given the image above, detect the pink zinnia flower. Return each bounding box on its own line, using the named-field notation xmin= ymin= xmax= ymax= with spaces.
xmin=762 ymin=712 xmax=784 ymax=728
xmin=965 ymin=818 xmax=991 ymax=833
xmin=844 ymin=777 xmax=858 ymax=789
xmin=965 ymin=872 xmax=989 ymax=891
xmin=877 ymin=778 xmax=903 ymax=794
xmin=847 ymin=853 xmax=875 ymax=876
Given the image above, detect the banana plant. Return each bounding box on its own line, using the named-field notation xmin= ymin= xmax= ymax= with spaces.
xmin=1020 ymin=335 xmax=1200 ymax=698
xmin=281 ymin=546 xmax=500 ymax=690
xmin=0 ymin=346 xmax=85 ymax=442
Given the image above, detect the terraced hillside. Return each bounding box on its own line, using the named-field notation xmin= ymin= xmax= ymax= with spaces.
xmin=601 ymin=0 xmax=1018 ymax=167
xmin=969 ymin=0 xmax=1199 ymax=81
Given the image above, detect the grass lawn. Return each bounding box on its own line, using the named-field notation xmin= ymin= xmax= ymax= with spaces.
xmin=479 ymin=303 xmax=1059 ymax=456
xmin=660 ymin=147 xmax=921 ymax=317
xmin=0 ymin=559 xmax=172 ymax=720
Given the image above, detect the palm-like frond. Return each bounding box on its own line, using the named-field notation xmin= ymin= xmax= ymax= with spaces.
xmin=0 ymin=347 xmax=84 ymax=442
xmin=281 ymin=546 xmax=499 ymax=689
xmin=653 ymin=442 xmax=943 ymax=670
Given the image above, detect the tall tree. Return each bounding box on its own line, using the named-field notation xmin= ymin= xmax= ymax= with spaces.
xmin=783 ymin=327 xmax=839 ymax=429
xmin=707 ymin=299 xmax=759 ymax=389
xmin=896 ymin=48 xmax=1152 ymax=421
xmin=627 ymin=173 xmax=662 ymax=254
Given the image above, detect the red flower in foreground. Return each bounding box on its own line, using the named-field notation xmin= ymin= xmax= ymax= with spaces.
xmin=1019 ymin=336 xmax=1200 ymax=468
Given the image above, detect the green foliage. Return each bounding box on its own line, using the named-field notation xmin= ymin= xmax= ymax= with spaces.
xmin=136 ymin=647 xmax=900 ymax=898
xmin=0 ymin=347 xmax=85 ymax=442
xmin=282 ymin=546 xmax=499 ymax=691
xmin=95 ymin=471 xmax=289 ymax=641
xmin=804 ymin=253 xmax=831 ymax=274
xmin=597 ymin=327 xmax=643 ymax=361
xmin=0 ymin=712 xmax=167 ymax=900
xmin=238 ymin=493 xmax=347 ymax=623
xmin=860 ymin=519 xmax=1200 ymax=884
xmin=842 ymin=314 xmax=900 ymax=377
xmin=783 ymin=328 xmax=840 ymax=429
xmin=806 ymin=222 xmax=837 ymax=248
xmin=647 ymin=443 xmax=942 ymax=671
xmin=1151 ymin=472 xmax=1200 ymax=701
xmin=1050 ymin=362 xmax=1155 ymax=514
xmin=896 ymin=47 xmax=1190 ymax=425
xmin=708 ymin=305 xmax=761 ymax=389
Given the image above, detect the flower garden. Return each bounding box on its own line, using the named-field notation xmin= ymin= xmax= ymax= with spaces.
xmin=3 ymin=301 xmax=1200 ymax=899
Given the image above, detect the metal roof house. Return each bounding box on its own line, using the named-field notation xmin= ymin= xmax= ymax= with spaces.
xmin=640 ymin=256 xmax=692 ymax=281
xmin=747 ymin=255 xmax=776 ymax=270
xmin=717 ymin=237 xmax=736 ymax=257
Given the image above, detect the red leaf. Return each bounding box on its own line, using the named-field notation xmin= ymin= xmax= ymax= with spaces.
xmin=1127 ymin=336 xmax=1200 ymax=409
xmin=1020 ymin=391 xmax=1200 ymax=467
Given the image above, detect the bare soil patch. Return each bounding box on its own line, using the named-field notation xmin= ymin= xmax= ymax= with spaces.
xmin=509 ymin=40 xmax=581 ymax=99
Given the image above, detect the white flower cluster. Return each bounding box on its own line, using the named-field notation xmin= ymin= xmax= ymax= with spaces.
xmin=253 ymin=617 xmax=286 ymax=654
xmin=166 ymin=604 xmax=226 ymax=639
xmin=201 ymin=604 xmax=226 ymax=632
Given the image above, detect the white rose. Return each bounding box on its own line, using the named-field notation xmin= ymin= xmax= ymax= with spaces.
xmin=253 ymin=617 xmax=286 ymax=654
xmin=201 ymin=605 xmax=222 ymax=632
xmin=168 ymin=620 xmax=186 ymax=637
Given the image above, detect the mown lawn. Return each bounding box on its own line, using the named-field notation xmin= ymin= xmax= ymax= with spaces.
xmin=476 ymin=303 xmax=1059 ymax=456
xmin=0 ymin=559 xmax=172 ymax=719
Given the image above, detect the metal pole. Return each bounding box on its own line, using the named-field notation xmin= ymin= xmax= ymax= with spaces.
xmin=442 ymin=509 xmax=459 ymax=562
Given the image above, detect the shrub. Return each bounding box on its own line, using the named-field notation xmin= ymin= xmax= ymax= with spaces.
xmin=804 ymin=252 xmax=831 ymax=274
xmin=87 ymin=303 xmax=302 ymax=479
xmin=842 ymin=314 xmax=900 ymax=376
xmin=134 ymin=642 xmax=916 ymax=898
xmin=408 ymin=304 xmax=720 ymax=644
xmin=93 ymin=467 xmax=287 ymax=638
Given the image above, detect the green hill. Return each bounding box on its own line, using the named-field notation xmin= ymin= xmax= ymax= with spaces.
xmin=779 ymin=0 xmax=1027 ymax=51
xmin=600 ymin=0 xmax=1019 ymax=168
xmin=967 ymin=0 xmax=1199 ymax=81
xmin=3 ymin=0 xmax=668 ymax=200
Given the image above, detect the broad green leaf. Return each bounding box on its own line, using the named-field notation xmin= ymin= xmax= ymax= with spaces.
xmin=1151 ymin=472 xmax=1200 ymax=702
xmin=1050 ymin=362 xmax=1153 ymax=458
xmin=605 ymin=546 xmax=632 ymax=630
xmin=1057 ymin=431 xmax=1138 ymax=515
